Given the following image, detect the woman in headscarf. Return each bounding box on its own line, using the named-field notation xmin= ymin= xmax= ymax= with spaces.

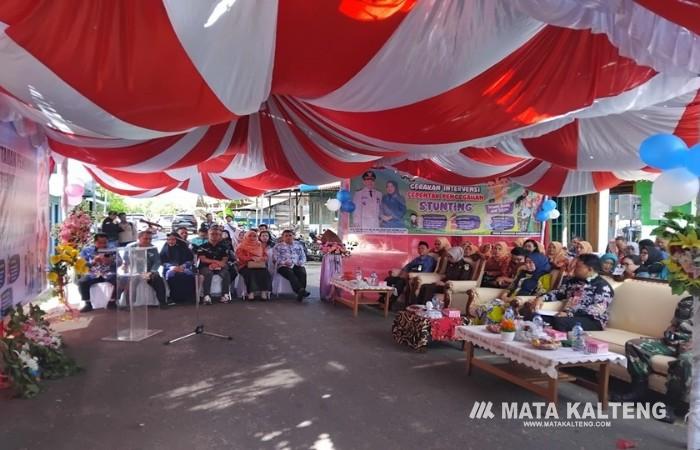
xmin=512 ymin=238 xmax=525 ymax=248
xmin=380 ymin=180 xmax=407 ymax=228
xmin=236 ymin=230 xmax=272 ymax=300
xmin=500 ymin=253 xmax=551 ymax=300
xmin=567 ymin=240 xmax=593 ymax=274
xmin=638 ymin=245 xmax=666 ymax=279
xmin=546 ymin=241 xmax=570 ymax=272
xmin=479 ymin=243 xmax=493 ymax=259
xmin=599 ymin=253 xmax=618 ymax=277
xmin=482 ymin=241 xmax=511 ymax=288
xmin=416 ymin=246 xmax=472 ymax=304
xmin=159 ymin=233 xmax=196 ymax=303
xmin=432 ymin=237 xmax=452 ymax=274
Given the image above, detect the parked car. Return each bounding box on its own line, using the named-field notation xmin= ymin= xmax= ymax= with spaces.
xmin=158 ymin=215 xmax=173 ymax=230
xmin=171 ymin=213 xmax=198 ymax=233
xmin=126 ymin=214 xmax=148 ymax=232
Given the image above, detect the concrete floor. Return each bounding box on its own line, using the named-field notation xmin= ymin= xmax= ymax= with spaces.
xmin=0 ymin=264 xmax=686 ymax=450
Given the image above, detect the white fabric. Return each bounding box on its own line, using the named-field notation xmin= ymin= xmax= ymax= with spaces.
xmin=455 ymin=325 xmax=627 ymax=379
xmin=560 ymin=171 xmax=597 ymax=197
xmin=516 ymin=0 xmax=700 ymax=75
xmin=308 ymin=0 xmax=544 ymax=112
xmin=163 ymin=0 xmax=278 ymax=115
xmin=89 ymin=282 xmax=114 ymax=309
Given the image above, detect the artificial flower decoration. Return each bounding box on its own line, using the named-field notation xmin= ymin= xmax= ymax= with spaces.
xmin=653 ymin=211 xmax=700 ymax=296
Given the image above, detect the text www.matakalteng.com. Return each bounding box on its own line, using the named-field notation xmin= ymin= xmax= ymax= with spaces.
xmin=523 ymin=420 xmax=612 ymax=428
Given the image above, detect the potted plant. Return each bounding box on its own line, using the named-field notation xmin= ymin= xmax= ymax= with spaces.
xmin=500 ymin=319 xmax=517 ymax=341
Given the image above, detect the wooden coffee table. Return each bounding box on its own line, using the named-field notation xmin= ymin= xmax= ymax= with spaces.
xmin=330 ymin=279 xmax=395 ymax=318
xmin=455 ymin=325 xmax=627 ymax=408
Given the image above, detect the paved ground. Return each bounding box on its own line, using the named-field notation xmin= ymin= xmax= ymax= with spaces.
xmin=0 ymin=264 xmax=685 ymax=450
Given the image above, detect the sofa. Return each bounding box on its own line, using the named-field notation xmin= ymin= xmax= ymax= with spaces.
xmin=447 ymin=277 xmax=684 ymax=395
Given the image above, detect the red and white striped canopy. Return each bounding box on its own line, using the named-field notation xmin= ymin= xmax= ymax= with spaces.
xmin=1 ymin=0 xmax=699 ymax=197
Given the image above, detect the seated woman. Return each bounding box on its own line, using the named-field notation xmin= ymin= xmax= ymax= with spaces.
xmin=259 ymin=230 xmax=275 ymax=250
xmin=495 ymin=247 xmax=528 ymax=288
xmin=462 ymin=241 xmax=483 ymax=271
xmin=500 ymin=253 xmax=551 ymax=301
xmin=620 ymin=254 xmax=642 ymax=280
xmin=159 ymin=233 xmax=196 ymax=304
xmin=599 ymin=253 xmax=618 ymax=277
xmin=236 ymin=230 xmax=272 ymax=301
xmin=481 ymin=241 xmax=511 ymax=288
xmin=546 ymin=241 xmax=570 ymax=273
xmin=479 ymin=243 xmax=493 ymax=259
xmin=416 ymin=246 xmax=471 ymax=304
xmin=566 ymin=240 xmax=593 ymax=274
xmin=522 ymin=239 xmax=542 ymax=254
xmin=638 ymin=246 xmax=666 ymax=279
xmin=431 ymin=237 xmax=452 ymax=274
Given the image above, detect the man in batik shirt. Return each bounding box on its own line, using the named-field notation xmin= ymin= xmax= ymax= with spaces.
xmin=272 ymin=230 xmax=309 ymax=302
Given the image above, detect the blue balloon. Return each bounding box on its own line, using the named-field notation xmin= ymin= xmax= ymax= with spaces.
xmin=639 ymin=134 xmax=688 ymax=170
xmin=535 ymin=210 xmax=549 ymax=222
xmin=336 ymin=190 xmax=352 ymax=203
xmin=340 ymin=201 xmax=356 ymax=213
xmin=685 ymin=144 xmax=700 ymax=177
xmin=542 ymin=199 xmax=557 ymax=212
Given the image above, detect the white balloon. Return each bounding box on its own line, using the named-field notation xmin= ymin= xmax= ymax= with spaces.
xmin=48 ymin=173 xmax=64 ymax=197
xmin=548 ymin=209 xmax=561 ymax=220
xmin=67 ymin=195 xmax=83 ymax=206
xmin=326 ymin=199 xmax=341 ymax=211
xmin=652 ymin=168 xmax=700 ymax=206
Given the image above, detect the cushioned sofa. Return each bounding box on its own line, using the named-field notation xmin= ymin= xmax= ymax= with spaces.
xmin=446 ymin=278 xmax=684 ymax=395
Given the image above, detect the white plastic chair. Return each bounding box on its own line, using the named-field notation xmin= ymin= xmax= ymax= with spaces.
xmin=89 ymin=282 xmax=114 ymax=309
xmin=268 ymin=251 xmax=298 ymax=297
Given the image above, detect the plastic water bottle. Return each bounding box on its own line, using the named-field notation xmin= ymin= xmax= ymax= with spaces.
xmin=572 ymin=322 xmax=585 ymax=352
xmin=369 ymin=272 xmax=378 ymax=286
xmin=532 ymin=314 xmax=544 ymax=333
xmin=355 ymin=267 xmax=363 ymax=282
xmin=504 ymin=306 xmax=515 ymax=321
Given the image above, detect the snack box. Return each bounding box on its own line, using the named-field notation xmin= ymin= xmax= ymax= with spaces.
xmin=443 ymin=309 xmax=461 ymax=318
xmin=544 ymin=328 xmax=567 ymax=341
xmin=585 ymin=338 xmax=609 ymax=354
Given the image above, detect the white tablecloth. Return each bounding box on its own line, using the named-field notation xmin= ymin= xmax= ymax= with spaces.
xmin=454 ymin=325 xmax=626 ymax=379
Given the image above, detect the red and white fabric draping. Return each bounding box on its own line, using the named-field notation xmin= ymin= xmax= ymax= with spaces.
xmin=0 ymin=0 xmax=698 ymax=198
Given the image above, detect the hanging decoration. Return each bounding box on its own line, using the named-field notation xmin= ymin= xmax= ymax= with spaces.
xmin=640 ymin=134 xmax=700 ymax=206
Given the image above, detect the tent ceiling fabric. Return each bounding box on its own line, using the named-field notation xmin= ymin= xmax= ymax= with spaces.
xmin=0 ymin=0 xmax=699 ymax=198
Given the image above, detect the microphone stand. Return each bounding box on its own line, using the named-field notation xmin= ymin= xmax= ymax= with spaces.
xmin=165 ymin=245 xmax=232 ymax=344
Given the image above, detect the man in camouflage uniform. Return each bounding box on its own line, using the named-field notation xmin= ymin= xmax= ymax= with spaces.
xmin=614 ymin=296 xmax=693 ymax=422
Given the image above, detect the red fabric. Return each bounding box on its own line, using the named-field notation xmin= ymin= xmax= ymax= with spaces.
xmin=272 ymin=0 xmax=411 ymax=98
xmin=522 ymin=120 xmax=579 ymax=169
xmin=592 ymin=172 xmax=623 ymax=192
xmin=673 ymin=90 xmax=700 ymax=146
xmin=4 ymin=0 xmax=234 ymax=131
xmin=524 ymin=164 xmax=570 ymax=196
xmin=634 ymin=0 xmax=700 ymax=35
xmin=430 ymin=316 xmax=462 ymax=341
xmin=49 ymin=135 xmax=180 ymax=167
xmin=308 ymin=27 xmax=656 ymax=144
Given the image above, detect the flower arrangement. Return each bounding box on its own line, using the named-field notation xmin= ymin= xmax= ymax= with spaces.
xmin=320 ymin=241 xmax=358 ymax=258
xmin=48 ymin=244 xmax=89 ymax=296
xmin=500 ymin=318 xmax=517 ymax=333
xmin=0 ymin=304 xmax=80 ymax=398
xmin=55 ymin=206 xmax=93 ymax=250
xmin=652 ymin=210 xmax=700 ymax=296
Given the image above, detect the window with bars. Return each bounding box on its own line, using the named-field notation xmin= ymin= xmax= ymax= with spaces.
xmin=550 ymin=195 xmax=588 ymax=243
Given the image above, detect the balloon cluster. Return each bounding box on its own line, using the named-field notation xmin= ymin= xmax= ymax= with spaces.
xmin=640 ymin=134 xmax=700 ymax=206
xmin=326 ymin=190 xmax=356 ymax=213
xmin=48 ymin=173 xmax=85 ymax=206
xmin=535 ymin=199 xmax=560 ymax=222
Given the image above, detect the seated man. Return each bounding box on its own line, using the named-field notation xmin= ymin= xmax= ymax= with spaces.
xmin=384 ymin=241 xmax=437 ymax=306
xmin=527 ymin=254 xmax=613 ymax=331
xmin=78 ymin=233 xmax=117 ymax=312
xmin=159 ymin=232 xmax=196 ymax=303
xmin=613 ymin=296 xmax=692 ymax=423
xmin=196 ymin=226 xmax=232 ymax=304
xmin=191 ymin=226 xmax=209 ymax=249
xmin=273 ymin=229 xmax=309 ymax=302
xmin=122 ymin=231 xmax=168 ymax=307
